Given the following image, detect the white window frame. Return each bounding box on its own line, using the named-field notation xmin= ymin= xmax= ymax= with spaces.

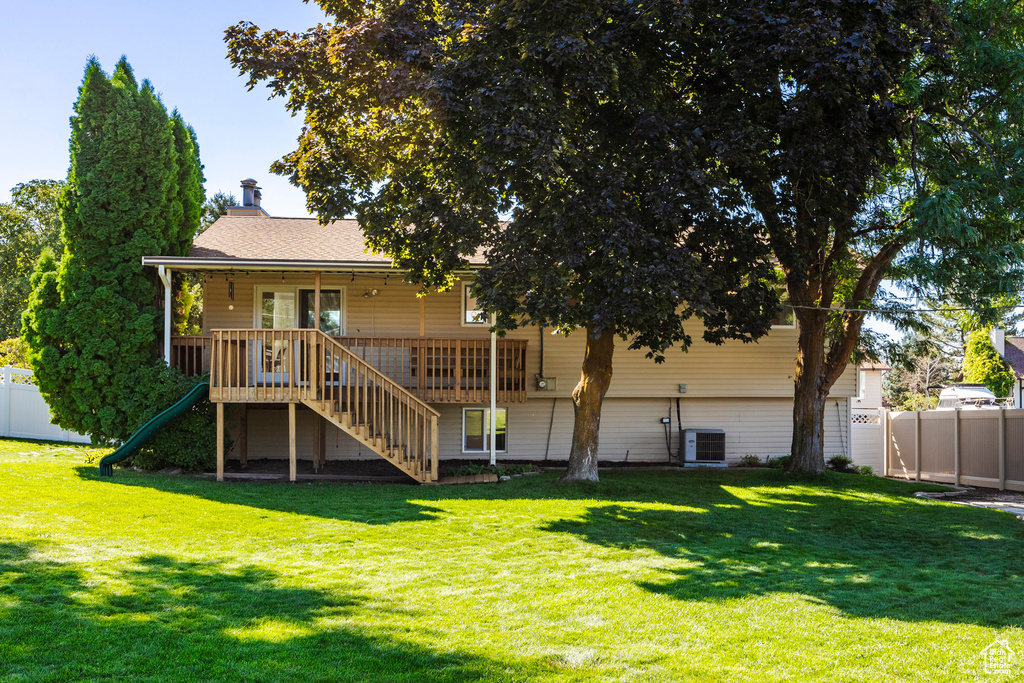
xmin=461 ymin=283 xmax=488 ymax=327
xmin=461 ymin=407 xmax=508 ymax=454
xmin=253 ymin=285 xmax=347 ymax=334
xmin=858 ymin=370 xmax=867 ymax=399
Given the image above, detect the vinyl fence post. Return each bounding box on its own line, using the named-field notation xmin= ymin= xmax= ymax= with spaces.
xmin=878 ymin=407 xmax=886 ymax=476
xmin=882 ymin=408 xmax=891 ymax=477
xmin=999 ymin=406 xmax=1007 ymax=491
xmin=915 ymin=410 xmax=922 ymax=482
xmin=1 ymin=365 xmax=10 ymax=438
xmin=954 ymin=407 xmax=961 ymax=487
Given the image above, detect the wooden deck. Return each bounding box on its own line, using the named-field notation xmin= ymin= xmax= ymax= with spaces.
xmin=207 ymin=329 xmax=440 ymax=484
xmin=169 ymin=334 xmax=528 ymax=404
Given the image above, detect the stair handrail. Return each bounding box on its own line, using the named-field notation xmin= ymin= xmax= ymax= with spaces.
xmin=316 ymin=331 xmax=441 ymax=417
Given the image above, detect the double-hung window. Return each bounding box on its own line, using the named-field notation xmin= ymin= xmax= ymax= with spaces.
xmin=462 ymin=407 xmax=507 ymax=453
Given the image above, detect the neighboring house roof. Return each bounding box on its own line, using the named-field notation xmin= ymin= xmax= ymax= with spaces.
xmin=859 ymin=361 xmax=890 ymax=371
xmin=141 ymin=215 xmax=486 ymax=271
xmin=1004 ymin=337 xmax=1024 ymax=378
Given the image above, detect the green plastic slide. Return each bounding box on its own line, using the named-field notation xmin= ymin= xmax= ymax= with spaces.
xmin=98 ymin=382 xmax=210 ymax=476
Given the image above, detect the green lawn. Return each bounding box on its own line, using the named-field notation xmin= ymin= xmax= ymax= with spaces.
xmin=1 ymin=439 xmax=1023 ymax=682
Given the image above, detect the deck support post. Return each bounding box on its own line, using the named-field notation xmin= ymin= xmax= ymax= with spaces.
xmin=490 ymin=313 xmax=497 ymax=466
xmin=216 ymin=402 xmax=224 ymax=482
xmin=239 ymin=403 xmax=248 ymax=468
xmin=289 ymin=402 xmax=297 ymax=482
xmin=315 ymin=414 xmax=326 ymax=470
xmin=158 ymin=266 xmax=172 ymax=365
xmin=314 ymin=271 xmax=321 ymax=330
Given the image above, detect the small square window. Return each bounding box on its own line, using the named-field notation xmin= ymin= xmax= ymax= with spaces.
xmin=463 ymin=285 xmax=488 ymax=325
xmin=463 ymin=408 xmax=507 ymax=452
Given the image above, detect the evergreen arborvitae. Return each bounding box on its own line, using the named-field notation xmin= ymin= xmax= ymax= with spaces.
xmin=21 ymin=58 xmax=213 ymax=467
xmin=962 ymin=329 xmax=1015 ymax=399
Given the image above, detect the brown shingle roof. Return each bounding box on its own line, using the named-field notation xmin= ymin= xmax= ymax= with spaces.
xmin=189 ymin=215 xmax=486 ymax=266
xmin=1005 ymin=337 xmax=1024 ymax=378
xmin=859 ymin=361 xmax=890 ymax=371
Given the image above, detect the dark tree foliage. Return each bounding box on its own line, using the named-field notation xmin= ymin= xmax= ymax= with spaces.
xmin=228 ymin=0 xmax=1024 ymax=476
xmin=0 ymin=180 xmax=65 ymax=338
xmin=688 ymin=0 xmax=1024 ymax=471
xmin=227 ymin=0 xmax=778 ymax=481
xmin=21 ymin=58 xmax=213 ymax=468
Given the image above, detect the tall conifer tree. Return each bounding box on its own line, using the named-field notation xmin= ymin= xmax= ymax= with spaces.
xmin=22 ymin=57 xmax=206 ymax=444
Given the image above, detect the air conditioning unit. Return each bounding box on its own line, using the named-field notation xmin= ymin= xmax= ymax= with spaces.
xmin=682 ymin=429 xmax=726 ymax=467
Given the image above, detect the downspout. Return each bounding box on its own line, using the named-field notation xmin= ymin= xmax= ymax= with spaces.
xmin=490 ymin=313 xmax=498 ymax=466
xmin=158 ymin=266 xmax=172 ymax=365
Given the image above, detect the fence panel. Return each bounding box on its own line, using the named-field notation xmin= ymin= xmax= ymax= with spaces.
xmin=960 ymin=411 xmax=1000 ymax=482
xmin=920 ymin=411 xmax=955 ymax=475
xmin=884 ymin=407 xmax=1024 ymax=491
xmin=1007 ymin=412 xmax=1024 ymax=485
xmin=0 ymin=366 xmax=90 ymax=444
xmin=888 ymin=412 xmax=918 ymax=478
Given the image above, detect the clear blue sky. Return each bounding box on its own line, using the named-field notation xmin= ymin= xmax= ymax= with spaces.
xmin=0 ymin=0 xmax=328 ymax=218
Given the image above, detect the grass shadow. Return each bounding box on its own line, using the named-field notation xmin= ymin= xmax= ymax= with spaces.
xmin=528 ymin=469 xmax=1024 ymax=628
xmin=0 ymin=541 xmax=529 ymax=681
xmin=73 ymin=465 xmax=444 ymax=525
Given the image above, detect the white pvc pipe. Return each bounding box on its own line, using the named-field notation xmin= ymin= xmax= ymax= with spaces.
xmin=158 ymin=265 xmax=172 ymax=365
xmin=490 ymin=312 xmax=497 ymax=466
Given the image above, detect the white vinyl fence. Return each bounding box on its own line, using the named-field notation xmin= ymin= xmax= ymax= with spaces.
xmin=0 ymin=366 xmax=90 ymax=443
xmin=851 ymin=408 xmax=885 ymax=474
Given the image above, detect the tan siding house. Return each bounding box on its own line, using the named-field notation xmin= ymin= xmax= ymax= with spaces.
xmin=145 ymin=189 xmax=854 ymax=481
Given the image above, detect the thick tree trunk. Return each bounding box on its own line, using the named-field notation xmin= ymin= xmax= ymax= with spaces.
xmin=561 ymin=324 xmax=614 ymax=483
xmin=789 ymin=317 xmax=829 ymax=474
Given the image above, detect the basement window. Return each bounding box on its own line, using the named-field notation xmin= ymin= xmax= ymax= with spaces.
xmin=463 ymin=407 xmax=507 ymax=453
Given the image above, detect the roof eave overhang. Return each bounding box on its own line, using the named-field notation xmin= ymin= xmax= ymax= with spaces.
xmin=140 ymin=256 xmax=483 ymax=274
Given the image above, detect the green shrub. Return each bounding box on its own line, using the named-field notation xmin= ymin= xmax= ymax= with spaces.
xmin=768 ymin=455 xmax=791 ymax=470
xmin=124 ymin=368 xmax=217 ymax=472
xmin=738 ymin=454 xmax=764 ymax=467
xmin=858 ymin=465 xmax=875 ymax=476
xmin=963 ymin=328 xmax=1015 ymax=398
xmin=826 ymin=455 xmax=856 ymax=473
xmin=449 ymin=462 xmax=538 ymax=477
xmin=897 ymin=393 xmax=938 ymax=411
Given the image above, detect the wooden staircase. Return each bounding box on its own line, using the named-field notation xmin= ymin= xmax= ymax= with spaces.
xmin=210 ymin=329 xmax=439 ymax=482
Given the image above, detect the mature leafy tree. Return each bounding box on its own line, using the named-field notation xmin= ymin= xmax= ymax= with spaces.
xmin=21 ymin=57 xmax=208 ymax=452
xmin=227 ymin=1 xmax=778 ymax=481
xmin=686 ymin=0 xmax=1024 ymax=471
xmin=883 ymin=331 xmax=956 ymax=408
xmin=229 ymin=0 xmax=1024 ymax=476
xmin=0 ymin=180 xmax=65 ymax=337
xmin=963 ymin=328 xmax=1015 ymax=398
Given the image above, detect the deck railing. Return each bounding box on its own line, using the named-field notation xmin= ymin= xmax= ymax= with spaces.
xmin=168 ymin=335 xmax=212 ymax=377
xmin=193 ymin=332 xmax=528 ymax=403
xmin=209 ymin=329 xmax=440 ymax=481
xmin=338 ymin=337 xmax=528 ymax=403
